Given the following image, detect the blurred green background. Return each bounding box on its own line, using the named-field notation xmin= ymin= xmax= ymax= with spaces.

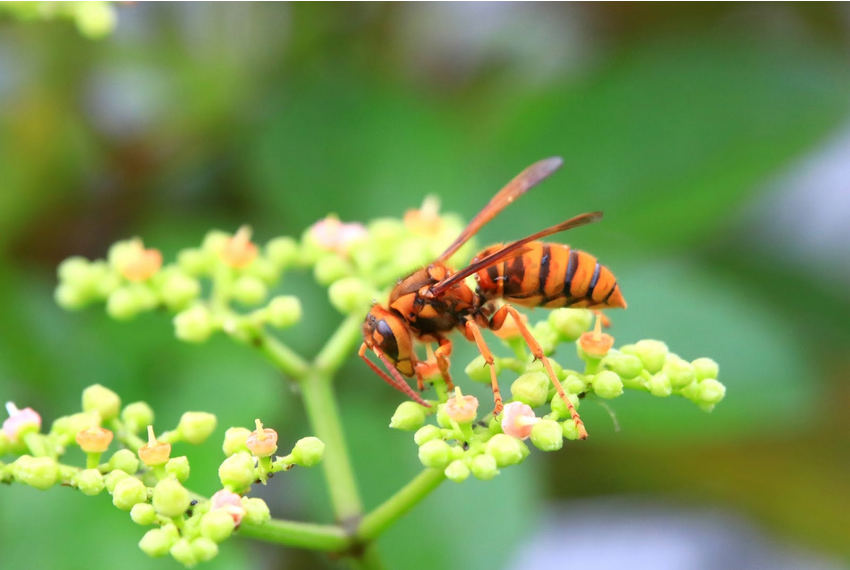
xmin=1 ymin=3 xmax=849 ymax=570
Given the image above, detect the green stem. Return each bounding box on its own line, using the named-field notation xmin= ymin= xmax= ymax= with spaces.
xmin=314 ymin=313 xmax=364 ymax=375
xmin=256 ymin=329 xmax=310 ymax=379
xmin=357 ymin=468 xmax=446 ymax=541
xmin=300 ymin=368 xmax=363 ymax=521
xmin=238 ymin=518 xmax=351 ymax=552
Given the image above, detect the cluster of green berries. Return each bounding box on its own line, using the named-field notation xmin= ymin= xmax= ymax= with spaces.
xmin=0 ymin=1 xmax=118 ymax=38
xmin=390 ymin=308 xmax=725 ymax=482
xmin=1 ymin=384 xmax=324 ymax=568
xmin=55 ymin=201 xmax=469 ymax=342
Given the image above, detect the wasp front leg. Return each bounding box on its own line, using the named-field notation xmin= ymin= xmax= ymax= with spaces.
xmin=489 ymin=304 xmax=588 ymax=439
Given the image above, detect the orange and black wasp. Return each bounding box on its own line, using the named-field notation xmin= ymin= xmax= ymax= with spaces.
xmin=359 ymin=157 xmax=626 ymax=439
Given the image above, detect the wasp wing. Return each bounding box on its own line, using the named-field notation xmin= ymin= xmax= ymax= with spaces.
xmin=436 ymin=157 xmax=564 ymax=263
xmin=429 ymin=211 xmax=603 ymax=297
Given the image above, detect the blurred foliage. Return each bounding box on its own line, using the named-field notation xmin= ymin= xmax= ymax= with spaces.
xmin=1 ymin=3 xmax=849 ymax=570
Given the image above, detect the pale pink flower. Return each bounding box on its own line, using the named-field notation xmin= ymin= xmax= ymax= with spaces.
xmin=245 ymin=419 xmax=278 ymax=457
xmin=3 ymin=402 xmax=41 ymax=442
xmin=309 ymin=217 xmax=367 ymax=256
xmin=210 ymin=489 xmax=247 ymax=526
xmin=500 ymin=401 xmax=537 ymax=440
xmin=445 ymin=387 xmax=478 ymax=423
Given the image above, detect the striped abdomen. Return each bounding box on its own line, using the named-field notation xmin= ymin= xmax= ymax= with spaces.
xmin=473 ymin=242 xmax=626 ymax=310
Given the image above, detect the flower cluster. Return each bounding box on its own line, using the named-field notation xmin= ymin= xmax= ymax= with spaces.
xmin=390 ymin=308 xmax=725 ymax=482
xmin=0 ymin=384 xmax=324 ymax=567
xmin=0 ymin=1 xmax=118 ymax=38
xmin=55 ymin=202 xmax=468 ymax=345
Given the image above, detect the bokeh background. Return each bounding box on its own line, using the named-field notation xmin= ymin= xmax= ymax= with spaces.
xmin=1 ymin=3 xmax=849 ymax=570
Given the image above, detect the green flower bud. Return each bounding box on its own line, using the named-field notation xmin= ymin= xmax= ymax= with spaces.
xmin=291 ymin=437 xmax=325 ymax=467
xmin=58 ymin=256 xmax=93 ymax=288
xmin=548 ymin=308 xmax=593 ymax=341
xmin=152 ymin=478 xmax=191 ymax=518
xmin=418 ymin=439 xmax=452 ymax=469
xmin=328 ymin=277 xmax=373 ymax=314
xmin=550 ymin=392 xmax=580 ymax=419
xmin=435 ymin=403 xmax=452 ymax=429
xmin=177 ymin=248 xmax=209 ymax=276
xmin=222 ymin=427 xmax=252 ymax=457
xmin=627 ymin=340 xmax=669 ymax=374
xmin=242 ymin=497 xmax=271 ymax=525
xmin=72 ymin=468 xmax=104 ymax=496
xmin=314 ymin=255 xmax=355 ymax=285
xmin=445 ymin=459 xmax=470 ymax=483
xmin=562 ymin=419 xmax=580 ymax=441
xmin=648 ymin=372 xmax=672 ymax=397
xmin=166 ymin=456 xmax=191 ymax=483
xmin=413 ymin=425 xmax=442 ymax=446
xmin=139 ymin=528 xmax=174 ymax=558
xmin=563 ymin=373 xmax=587 ymax=395
xmin=266 ymin=237 xmax=299 ymax=269
xmin=131 ymin=502 xmax=157 ymax=526
xmin=13 ymin=456 xmax=58 ymax=490
xmin=464 ymin=355 xmax=501 ymax=383
xmin=663 ymin=357 xmax=695 ymax=389
xmin=121 ymin=402 xmax=155 ymax=434
xmin=247 ymin=257 xmax=279 ymax=285
xmin=218 ymin=452 xmax=255 ymax=492
xmin=82 ymin=384 xmax=121 ymax=421
xmin=525 ymin=358 xmax=564 ymax=380
xmin=177 ymin=412 xmax=217 ymax=445
xmin=510 ymin=372 xmax=550 ymax=408
xmin=530 ymin=321 xmax=559 ymax=355
xmin=74 ymin=1 xmax=116 ymax=38
xmin=592 ymin=370 xmax=624 ymax=399
xmin=170 ymin=538 xmax=197 ymax=568
xmin=160 ymin=272 xmax=201 ymax=310
xmin=485 ymin=434 xmax=524 ymax=467
xmin=200 ymin=510 xmax=236 ymax=543
xmin=173 ymin=305 xmax=215 ymax=343
xmin=530 ymin=420 xmax=564 ymax=451
xmin=601 ymin=351 xmax=643 ymax=379
xmin=104 ymin=469 xmax=130 ymax=493
xmin=471 ymin=453 xmax=499 ymax=480
xmin=202 ymin=230 xmax=229 ymax=256
xmin=232 ymin=275 xmax=268 ymax=306
xmin=390 ymin=401 xmax=428 ymax=431
xmin=692 ymin=358 xmax=719 ymax=382
xmin=698 ymin=379 xmax=726 ymax=405
xmin=55 ymin=283 xmax=89 ymax=310
xmin=266 ymin=296 xmax=302 ymax=329
xmin=106 ymin=286 xmax=154 ymax=320
xmin=191 ymin=537 xmax=219 ymax=563
xmin=112 ymin=476 xmax=148 ymax=511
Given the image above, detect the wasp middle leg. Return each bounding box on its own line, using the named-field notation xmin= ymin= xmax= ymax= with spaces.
xmin=489 ymin=304 xmax=588 ymax=439
xmin=462 ymin=320 xmax=504 ymax=415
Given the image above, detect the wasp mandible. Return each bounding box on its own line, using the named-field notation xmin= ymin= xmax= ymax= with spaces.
xmin=359 ymin=157 xmax=626 ymax=439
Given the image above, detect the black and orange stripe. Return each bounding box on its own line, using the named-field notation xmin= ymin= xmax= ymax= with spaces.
xmin=474 ymin=242 xmax=626 ymax=310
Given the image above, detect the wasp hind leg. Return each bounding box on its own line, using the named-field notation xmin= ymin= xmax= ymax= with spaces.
xmin=489 ymin=304 xmax=588 ymax=439
xmin=462 ymin=320 xmax=503 ymax=416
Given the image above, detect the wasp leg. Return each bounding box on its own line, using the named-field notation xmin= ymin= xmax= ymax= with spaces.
xmin=489 ymin=305 xmax=588 ymax=439
xmin=433 ymin=337 xmax=456 ymax=392
xmin=462 ymin=320 xmax=503 ymax=416
xmin=359 ymin=343 xmax=430 ymax=407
